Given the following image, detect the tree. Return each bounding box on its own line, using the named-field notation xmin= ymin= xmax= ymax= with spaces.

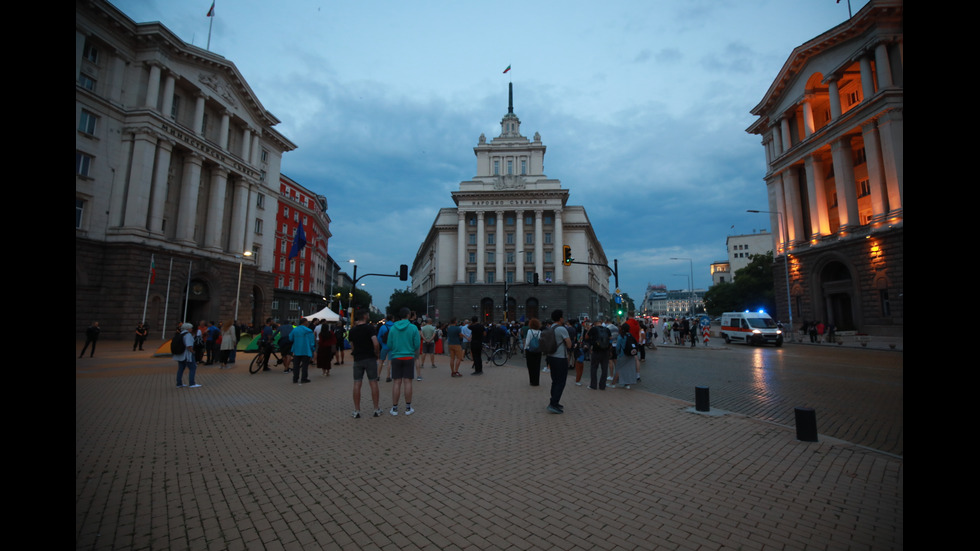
xmin=609 ymin=292 xmax=636 ymax=320
xmin=388 ymin=288 xmax=425 ymax=317
xmin=703 ymin=252 xmax=775 ymax=316
xmin=331 ymin=286 xmax=373 ymax=313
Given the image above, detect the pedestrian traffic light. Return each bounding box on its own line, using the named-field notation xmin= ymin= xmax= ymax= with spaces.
xmin=563 ymin=245 xmax=573 ymax=266
xmin=399 ymin=264 xmax=408 ymax=281
xmin=533 ymin=272 xmax=539 ymax=286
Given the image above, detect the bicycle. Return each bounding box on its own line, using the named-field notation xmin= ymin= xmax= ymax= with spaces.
xmin=249 ymin=343 xmax=283 ymax=374
xmin=463 ymin=342 xmax=509 ymax=366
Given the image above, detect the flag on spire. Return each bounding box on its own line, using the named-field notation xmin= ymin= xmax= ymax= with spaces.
xmin=502 ymin=65 xmax=511 ymax=74
xmin=207 ymin=1 xmax=215 ymax=17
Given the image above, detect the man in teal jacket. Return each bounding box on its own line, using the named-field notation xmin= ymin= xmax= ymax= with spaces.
xmin=386 ymin=307 xmax=421 ymax=416
xmin=289 ymin=318 xmax=316 ymax=384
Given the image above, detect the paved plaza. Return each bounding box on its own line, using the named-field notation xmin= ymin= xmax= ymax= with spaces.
xmin=76 ymin=340 xmax=903 ymax=550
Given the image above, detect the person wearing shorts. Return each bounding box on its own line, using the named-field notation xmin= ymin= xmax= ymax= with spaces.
xmin=446 ymin=318 xmax=463 ymax=377
xmin=386 ymin=307 xmax=421 ymax=416
xmin=348 ymin=309 xmax=382 ymax=418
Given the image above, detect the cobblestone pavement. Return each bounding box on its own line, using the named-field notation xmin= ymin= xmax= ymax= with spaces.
xmin=77 ymin=340 xmax=903 ymax=550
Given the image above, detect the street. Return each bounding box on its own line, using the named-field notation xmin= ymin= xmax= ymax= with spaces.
xmin=631 ymin=342 xmax=904 ymax=456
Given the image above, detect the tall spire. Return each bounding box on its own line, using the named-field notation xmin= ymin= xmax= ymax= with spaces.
xmin=508 ymin=82 xmax=514 ymax=114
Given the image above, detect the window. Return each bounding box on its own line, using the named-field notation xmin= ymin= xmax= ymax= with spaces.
xmin=468 ymin=217 xmax=476 ymax=226
xmin=279 ymin=257 xmax=285 ymax=270
xmin=83 ymin=40 xmax=99 ymax=63
xmin=256 ymin=194 xmax=265 ymax=209
xmin=261 ymin=148 xmax=269 ymax=163
xmin=487 ymin=216 xmax=495 ymax=226
xmin=526 ymin=271 xmax=535 ymax=283
xmin=493 ymin=160 xmax=500 ymax=175
xmin=487 ymin=234 xmax=495 ymax=245
xmin=487 ymin=252 xmax=494 ymax=263
xmin=506 ymin=252 xmax=515 ymax=263
xmin=284 ymin=207 xmax=289 ymax=217
xmin=78 ymin=110 xmax=98 ymax=135
xmin=281 ymin=223 xmax=288 ymax=234
xmin=272 ymin=299 xmax=280 ymax=310
xmin=544 ymin=215 xmax=553 ymax=225
xmin=507 ymin=160 xmax=513 ymax=175
xmin=468 ymin=272 xmax=476 ymax=284
xmin=75 ymin=199 xmax=85 ymax=229
xmin=525 ymin=234 xmax=533 ymax=245
xmin=506 ymin=233 xmax=514 ymax=244
xmin=78 ymin=73 xmax=96 ymax=91
xmin=506 ymin=271 xmax=515 ymax=284
xmin=468 ymin=252 xmax=476 ymax=264
xmin=858 ymin=179 xmax=871 ymax=197
xmin=254 ymin=219 xmax=263 ymax=234
xmin=521 ymin=160 xmax=527 ymax=175
xmin=76 ymin=151 xmax=93 ymax=177
xmin=486 ymin=271 xmax=495 ymax=284
xmin=506 ymin=216 xmax=515 ymax=226
xmin=468 ymin=233 xmax=476 ymax=245
xmin=544 ymin=232 xmax=552 ymax=245
xmin=252 ymin=245 xmax=260 ymax=264
xmin=280 ymin=240 xmax=286 ymax=253
xmin=289 ymin=300 xmax=299 ymax=311
xmin=880 ymin=289 xmax=891 ymax=316
xmin=545 ymin=251 xmax=553 ymax=263
xmin=525 ymin=252 xmax=534 ymax=263
xmin=545 ymin=270 xmax=553 ymax=281
xmin=171 ymin=94 xmax=180 ymax=120
xmin=525 ymin=216 xmax=533 ymax=226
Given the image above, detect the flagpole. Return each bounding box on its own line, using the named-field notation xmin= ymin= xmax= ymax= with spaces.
xmin=142 ymin=254 xmax=153 ymax=325
xmin=162 ymin=257 xmax=174 ymax=339
xmin=183 ymin=261 xmax=192 ymax=325
xmin=206 ymin=2 xmax=215 ymax=51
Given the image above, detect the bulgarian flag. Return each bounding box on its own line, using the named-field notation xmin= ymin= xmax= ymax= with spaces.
xmin=207 ymin=1 xmax=215 ymax=17
xmin=502 ymin=65 xmax=511 ymax=74
xmin=150 ymin=255 xmax=157 ymax=284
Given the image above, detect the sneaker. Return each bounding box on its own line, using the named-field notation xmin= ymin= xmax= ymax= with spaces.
xmin=373 ymin=409 xmax=383 ymax=417
xmin=417 ymin=376 xmax=423 ymax=381
xmin=542 ymin=367 xmax=550 ymax=373
xmin=624 ymin=385 xmax=631 ymax=390
xmin=176 ymin=384 xmax=185 ymax=388
xmin=607 ymin=376 xmax=613 ymax=381
xmin=351 ymin=411 xmax=361 ymax=418
xmin=546 ymin=405 xmax=563 ymax=414
xmin=575 ymin=382 xmax=582 ymax=386
xmin=389 ymin=406 xmax=398 ymax=416
xmin=189 ymin=384 xmax=202 ymax=388
xmin=405 ymin=406 xmax=415 ymax=416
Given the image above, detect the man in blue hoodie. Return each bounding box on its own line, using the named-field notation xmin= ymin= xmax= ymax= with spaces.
xmin=386 ymin=307 xmax=421 ymax=416
xmin=289 ymin=318 xmax=316 ymax=384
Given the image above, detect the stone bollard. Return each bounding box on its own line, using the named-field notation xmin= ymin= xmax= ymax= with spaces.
xmin=695 ymin=386 xmax=710 ymax=412
xmin=794 ymin=407 xmax=818 ymax=442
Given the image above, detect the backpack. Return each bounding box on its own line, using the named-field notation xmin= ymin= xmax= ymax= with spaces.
xmin=593 ymin=326 xmax=612 ymax=351
xmin=526 ymin=329 xmax=541 ymax=353
xmin=539 ymin=326 xmax=558 ymax=356
xmin=379 ymin=324 xmax=391 ymax=345
xmin=624 ymin=334 xmax=638 ymax=356
xmin=170 ymin=331 xmax=187 ymax=355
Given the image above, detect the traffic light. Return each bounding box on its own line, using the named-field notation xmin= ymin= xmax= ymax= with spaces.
xmin=533 ymin=272 xmax=540 ymax=286
xmin=563 ymin=245 xmax=573 ymax=266
xmin=399 ymin=264 xmax=408 ymax=281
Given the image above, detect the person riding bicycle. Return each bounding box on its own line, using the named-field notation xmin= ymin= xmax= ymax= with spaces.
xmin=259 ymin=318 xmax=275 ymax=371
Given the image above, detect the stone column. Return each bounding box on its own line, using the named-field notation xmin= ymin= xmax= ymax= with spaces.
xmin=476 ymin=211 xmax=485 ymax=283
xmin=241 ymin=127 xmax=252 ymax=163
xmin=804 ymin=154 xmax=831 ymax=237
xmin=161 ymin=72 xmax=175 ymax=119
xmin=148 ymin=138 xmax=174 ymax=235
xmin=144 ymin=63 xmax=161 ymax=110
xmin=122 ymin=128 xmax=157 ymax=232
xmin=219 ymin=111 xmax=230 ymax=150
xmin=772 ymin=123 xmax=783 ymax=158
xmin=204 ymin=167 xmax=229 ymax=251
xmin=861 ymin=120 xmax=889 ymax=222
xmin=193 ymin=93 xmax=206 ymax=136
xmin=456 ymin=211 xmax=466 ymax=282
xmin=495 ymin=210 xmax=504 ymax=283
xmin=772 ymin=175 xmax=788 ymax=254
xmin=229 ymin=179 xmax=250 ymax=255
xmin=554 ymin=208 xmax=563 ymax=283
xmin=534 ymin=210 xmax=544 ymax=279
xmin=859 ymin=53 xmax=876 ymax=100
xmin=830 ymin=136 xmax=860 ymax=231
xmin=176 ymin=153 xmax=204 ymax=244
xmin=827 ymin=77 xmax=842 ymax=120
xmin=783 ymin=168 xmax=803 ymax=244
xmin=875 ymin=42 xmax=894 ymax=90
xmin=877 ymin=109 xmax=903 ymax=216
xmin=515 ymin=210 xmax=525 ymax=282
xmin=802 ymin=95 xmax=815 ymax=138
xmin=780 ymin=115 xmax=792 ymax=153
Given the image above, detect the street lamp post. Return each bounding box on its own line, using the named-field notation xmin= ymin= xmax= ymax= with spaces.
xmin=747 ymin=209 xmax=793 ymax=341
xmin=670 ymin=257 xmax=694 ymax=316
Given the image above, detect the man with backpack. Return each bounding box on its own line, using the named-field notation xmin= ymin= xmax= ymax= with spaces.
xmin=585 ymin=316 xmax=613 ymax=390
xmin=172 ymin=323 xmax=201 ymax=388
xmin=543 ymin=309 xmax=572 ymax=414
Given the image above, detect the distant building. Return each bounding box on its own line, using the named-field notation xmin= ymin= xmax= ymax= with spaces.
xmin=727 ymin=231 xmax=773 ymax=274
xmin=410 ymin=84 xmax=611 ymax=323
xmin=709 ymin=262 xmax=731 ymax=286
xmin=76 ymin=0 xmax=295 ymax=337
xmin=269 ymin=175 xmax=331 ymax=322
xmin=746 ymin=0 xmax=902 ymax=334
xmin=641 ymin=284 xmax=705 ymax=317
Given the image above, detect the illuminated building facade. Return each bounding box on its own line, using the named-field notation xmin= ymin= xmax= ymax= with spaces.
xmin=410 ymin=84 xmax=611 ymax=323
xmin=746 ymin=0 xmax=902 ymax=335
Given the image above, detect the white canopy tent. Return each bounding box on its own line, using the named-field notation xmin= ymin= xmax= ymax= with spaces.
xmin=303 ymin=306 xmax=341 ymax=322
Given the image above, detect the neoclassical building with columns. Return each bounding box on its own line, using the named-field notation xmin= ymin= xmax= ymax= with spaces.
xmin=76 ymin=0 xmax=295 ymax=338
xmin=746 ymin=0 xmax=902 ymax=335
xmin=411 ymin=85 xmax=611 ymax=324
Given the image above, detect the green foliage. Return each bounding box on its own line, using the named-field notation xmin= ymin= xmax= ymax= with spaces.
xmin=332 ymin=286 xmax=373 ymax=312
xmin=388 ymin=288 xmax=425 ymax=317
xmin=609 ymin=292 xmax=635 ymax=319
xmin=703 ymin=251 xmax=775 ymax=316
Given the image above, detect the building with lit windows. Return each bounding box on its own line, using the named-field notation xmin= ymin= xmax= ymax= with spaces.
xmin=410 ymin=84 xmax=611 ymax=323
xmin=709 ymin=262 xmax=731 ymax=286
xmin=641 ymin=284 xmax=705 ymax=317
xmin=269 ymin=175 xmax=331 ymax=322
xmin=746 ymin=0 xmax=902 ymax=335
xmin=726 ymin=231 xmax=773 ymax=274
xmin=75 ymin=0 xmax=296 ymax=337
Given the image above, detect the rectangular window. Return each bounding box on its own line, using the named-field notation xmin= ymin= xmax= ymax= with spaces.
xmin=171 ymin=94 xmax=180 ymax=120
xmin=468 ymin=233 xmax=476 ymax=245
xmin=261 ymin=148 xmax=269 ymax=163
xmin=506 ymin=271 xmax=514 ymax=284
xmin=487 ymin=252 xmax=494 ymax=263
xmin=507 ymin=160 xmax=513 ymax=175
xmin=506 ymin=233 xmax=514 ymax=244
xmin=506 ymin=252 xmax=515 ymax=263
xmin=525 ymin=233 xmax=533 ymax=245
xmin=880 ymin=289 xmax=891 ymax=316
xmin=78 ymin=110 xmax=98 ymax=135
xmin=83 ymin=40 xmax=100 ymax=63
xmin=468 ymin=217 xmax=476 ymax=226
xmin=544 ymin=215 xmax=553 ymax=225
xmin=256 ymin=194 xmax=265 ymax=209
xmin=76 ymin=151 xmax=93 ymax=177
xmin=468 ymin=272 xmax=476 ymax=284
xmin=545 ymin=270 xmax=553 ymax=281
xmin=487 ymin=216 xmax=495 ymax=226
xmin=272 ymin=299 xmax=280 ymax=310
xmin=254 ymin=219 xmax=263 ymax=234
xmin=280 ymin=240 xmax=286 ymax=253
xmin=487 ymin=234 xmax=495 ymax=245
xmin=525 ymin=216 xmax=533 ymax=226
xmin=525 ymin=252 xmax=534 ymax=263
xmin=506 ymin=216 xmax=515 ymax=225
xmin=284 ymin=206 xmax=289 ymax=217
xmin=75 ymin=199 xmax=85 ymax=229
xmin=526 ymin=271 xmax=535 ymax=283
xmin=487 ymin=271 xmax=495 ymax=284
xmin=545 ymin=251 xmax=553 ymax=263
xmin=280 ymin=257 xmax=285 ymax=270
xmin=521 ymin=160 xmax=527 ymax=175
xmin=78 ymin=73 xmax=96 ymax=91
xmin=493 ymin=160 xmax=500 ymax=175
xmin=544 ymin=232 xmax=552 ymax=245
xmin=468 ymin=252 xmax=476 ymax=264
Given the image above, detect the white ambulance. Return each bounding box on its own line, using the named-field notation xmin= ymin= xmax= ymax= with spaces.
xmin=720 ymin=311 xmax=783 ymax=346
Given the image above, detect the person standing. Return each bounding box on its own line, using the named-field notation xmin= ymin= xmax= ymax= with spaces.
xmin=277 ymin=321 xmax=294 ymax=374
xmin=387 ymin=308 xmax=421 ymax=416
xmin=420 ymin=317 xmax=437 ymax=371
xmin=173 ymin=323 xmax=201 ymax=388
xmin=289 ymin=318 xmax=315 ymax=384
xmin=219 ymin=320 xmax=237 ymax=368
xmin=133 ymin=322 xmax=148 ymax=351
xmin=318 ymin=323 xmax=337 ymax=376
xmin=586 ymin=318 xmax=612 ymax=390
xmin=610 ymin=323 xmax=639 ymax=389
xmin=468 ymin=316 xmax=485 ymax=375
xmin=79 ymin=321 xmax=100 ymax=358
xmin=523 ymin=318 xmax=543 ymax=386
xmin=446 ymin=318 xmax=464 ymax=378
xmin=546 ymin=310 xmax=572 ymax=414
xmin=349 ymin=309 xmax=382 ymax=418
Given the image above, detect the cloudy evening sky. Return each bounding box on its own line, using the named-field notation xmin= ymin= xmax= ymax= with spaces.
xmin=108 ymin=0 xmax=870 ymax=310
